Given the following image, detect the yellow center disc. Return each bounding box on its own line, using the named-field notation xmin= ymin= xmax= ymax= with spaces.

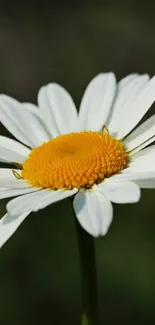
xmin=22 ymin=132 xmax=127 ymax=189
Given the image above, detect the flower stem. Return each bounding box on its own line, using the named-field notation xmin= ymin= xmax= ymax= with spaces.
xmin=74 ymin=217 xmax=98 ymax=325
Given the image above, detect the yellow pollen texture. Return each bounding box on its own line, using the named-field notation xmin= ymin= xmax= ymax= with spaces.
xmin=22 ymin=132 xmax=127 ymax=190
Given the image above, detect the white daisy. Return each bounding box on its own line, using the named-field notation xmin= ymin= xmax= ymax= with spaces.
xmin=0 ymin=72 xmax=155 ymax=248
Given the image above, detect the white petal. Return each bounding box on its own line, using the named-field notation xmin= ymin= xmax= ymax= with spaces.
xmin=0 ymin=136 xmax=30 ymax=163
xmin=132 ymin=145 xmax=155 ymax=160
xmin=23 ymin=102 xmax=40 ymax=114
xmin=108 ymin=74 xmax=155 ymax=138
xmin=0 ymin=211 xmax=30 ymax=248
xmin=111 ymin=171 xmax=155 ymax=182
xmin=107 ymin=74 xmax=147 ymax=133
xmin=73 ymin=190 xmax=113 ymax=237
xmin=79 ymin=73 xmax=116 ymax=131
xmin=38 ymin=83 xmax=78 ymax=137
xmin=23 ymin=103 xmax=51 ymax=139
xmin=125 ymin=146 xmax=155 ymax=172
xmin=0 ymin=169 xmax=31 ymax=188
xmin=117 ymin=74 xmax=138 ymax=89
xmin=32 ymin=188 xmax=77 ymax=212
xmin=97 ymin=180 xmax=140 ymax=203
xmin=135 ymin=179 xmax=155 ymax=188
xmin=124 ymin=114 xmax=155 ymax=153
xmin=0 ymin=187 xmax=40 ymax=199
xmin=7 ymin=188 xmax=77 ymax=216
xmin=0 ymin=95 xmax=49 ymax=147
xmin=128 ymin=135 xmax=155 ymax=155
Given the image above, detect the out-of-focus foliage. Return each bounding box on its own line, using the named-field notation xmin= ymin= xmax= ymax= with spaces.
xmin=0 ymin=1 xmax=155 ymax=324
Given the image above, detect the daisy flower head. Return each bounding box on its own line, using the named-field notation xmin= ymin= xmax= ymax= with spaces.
xmin=0 ymin=72 xmax=155 ymax=247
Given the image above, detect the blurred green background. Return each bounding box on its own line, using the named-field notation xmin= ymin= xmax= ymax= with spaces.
xmin=0 ymin=1 xmax=155 ymax=324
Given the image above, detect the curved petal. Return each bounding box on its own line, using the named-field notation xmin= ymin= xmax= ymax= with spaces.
xmin=128 ymin=135 xmax=155 ymax=155
xmin=0 ymin=95 xmax=49 ymax=147
xmin=23 ymin=102 xmax=40 ymax=115
xmin=0 ymin=169 xmax=31 ymax=188
xmin=117 ymin=74 xmax=138 ymax=89
xmin=0 ymin=136 xmax=30 ymax=163
xmin=124 ymin=114 xmax=155 ymax=153
xmin=107 ymin=74 xmax=144 ymax=132
xmin=0 ymin=187 xmax=40 ymax=199
xmin=38 ymin=83 xmax=78 ymax=137
xmin=97 ymin=180 xmax=141 ymax=203
xmin=110 ymin=171 xmax=155 ymax=182
xmin=23 ymin=103 xmax=51 ymax=139
xmin=132 ymin=145 xmax=155 ymax=160
xmin=108 ymin=74 xmax=152 ymax=138
xmin=0 ymin=211 xmax=30 ymax=248
xmin=124 ymin=146 xmax=155 ymax=173
xmin=79 ymin=73 xmax=116 ymax=131
xmin=7 ymin=188 xmax=78 ymax=216
xmin=135 ymin=179 xmax=155 ymax=188
xmin=73 ymin=190 xmax=113 ymax=237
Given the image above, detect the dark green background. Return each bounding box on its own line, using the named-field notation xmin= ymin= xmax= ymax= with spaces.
xmin=0 ymin=1 xmax=155 ymax=324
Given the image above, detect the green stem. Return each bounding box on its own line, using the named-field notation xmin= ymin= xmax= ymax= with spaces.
xmin=74 ymin=215 xmax=98 ymax=325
